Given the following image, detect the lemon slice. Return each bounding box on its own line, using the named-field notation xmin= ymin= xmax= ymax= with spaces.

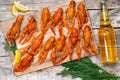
xmin=11 ymin=4 xmax=19 ymax=16
xmin=14 ymin=1 xmax=29 ymax=12
xmin=13 ymin=50 xmax=21 ymax=65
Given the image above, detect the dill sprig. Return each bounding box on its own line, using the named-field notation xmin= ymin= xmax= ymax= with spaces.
xmin=57 ymin=57 xmax=120 ymax=80
xmin=3 ymin=39 xmax=17 ymax=55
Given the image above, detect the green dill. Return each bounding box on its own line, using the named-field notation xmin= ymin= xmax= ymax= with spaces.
xmin=57 ymin=57 xmax=120 ymax=80
xmin=4 ymin=39 xmax=17 ymax=55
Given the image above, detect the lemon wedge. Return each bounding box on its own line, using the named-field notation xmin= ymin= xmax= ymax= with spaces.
xmin=14 ymin=1 xmax=29 ymax=12
xmin=13 ymin=50 xmax=21 ymax=65
xmin=11 ymin=4 xmax=19 ymax=16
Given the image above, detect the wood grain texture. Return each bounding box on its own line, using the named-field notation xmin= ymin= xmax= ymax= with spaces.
xmin=0 ymin=0 xmax=120 ymax=80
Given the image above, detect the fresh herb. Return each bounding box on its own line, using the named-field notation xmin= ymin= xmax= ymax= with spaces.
xmin=4 ymin=39 xmax=17 ymax=55
xmin=57 ymin=57 xmax=120 ymax=80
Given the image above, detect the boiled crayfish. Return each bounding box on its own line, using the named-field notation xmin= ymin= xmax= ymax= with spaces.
xmin=14 ymin=33 xmax=44 ymax=72
xmin=49 ymin=8 xmax=63 ymax=35
xmin=76 ymin=3 xmax=88 ymax=31
xmin=40 ymin=7 xmax=50 ymax=34
xmin=67 ymin=27 xmax=81 ymax=61
xmin=6 ymin=14 xmax=24 ymax=44
xmin=38 ymin=36 xmax=56 ymax=64
xmin=19 ymin=17 xmax=37 ymax=45
xmin=21 ymin=33 xmax=44 ymax=56
xmin=14 ymin=54 xmax=33 ymax=72
xmin=50 ymin=34 xmax=67 ymax=65
xmin=63 ymin=0 xmax=76 ymax=33
xmin=82 ymin=25 xmax=98 ymax=57
xmin=50 ymin=20 xmax=67 ymax=65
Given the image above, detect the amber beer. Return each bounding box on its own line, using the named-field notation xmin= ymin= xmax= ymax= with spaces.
xmin=98 ymin=0 xmax=118 ymax=63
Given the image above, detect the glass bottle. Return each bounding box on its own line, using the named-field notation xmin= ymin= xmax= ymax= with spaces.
xmin=98 ymin=0 xmax=118 ymax=64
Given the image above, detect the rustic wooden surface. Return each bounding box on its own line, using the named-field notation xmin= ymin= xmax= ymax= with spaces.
xmin=0 ymin=0 xmax=120 ymax=80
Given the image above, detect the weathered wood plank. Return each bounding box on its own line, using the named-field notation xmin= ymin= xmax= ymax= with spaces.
xmin=85 ymin=0 xmax=120 ymax=9
xmin=0 ymin=3 xmax=54 ymax=12
xmin=0 ymin=0 xmax=55 ymax=4
xmin=0 ymin=0 xmax=119 ymax=10
xmin=0 ymin=0 xmax=120 ymax=79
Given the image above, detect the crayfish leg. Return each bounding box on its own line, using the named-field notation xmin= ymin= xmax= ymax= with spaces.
xmin=44 ymin=24 xmax=49 ymax=34
xmin=69 ymin=18 xmax=75 ymax=28
xmin=67 ymin=41 xmax=73 ymax=61
xmin=58 ymin=20 xmax=63 ymax=36
xmin=6 ymin=32 xmax=13 ymax=44
xmin=38 ymin=51 xmax=48 ymax=64
xmin=40 ymin=24 xmax=49 ymax=35
xmin=55 ymin=48 xmax=67 ymax=65
xmin=50 ymin=23 xmax=56 ymax=35
xmin=21 ymin=30 xmax=35 ymax=45
xmin=19 ymin=27 xmax=27 ymax=43
xmin=14 ymin=28 xmax=20 ymax=40
xmin=33 ymin=43 xmax=42 ymax=56
xmin=90 ymin=40 xmax=98 ymax=57
xmin=78 ymin=20 xmax=83 ymax=31
xmin=50 ymin=48 xmax=56 ymax=65
xmin=82 ymin=39 xmax=92 ymax=56
xmin=21 ymin=44 xmax=31 ymax=56
xmin=76 ymin=42 xmax=81 ymax=60
xmin=63 ymin=15 xmax=70 ymax=34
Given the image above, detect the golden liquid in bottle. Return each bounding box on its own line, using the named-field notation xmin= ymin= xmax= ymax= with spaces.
xmin=99 ymin=25 xmax=118 ymax=63
xmin=98 ymin=1 xmax=118 ymax=64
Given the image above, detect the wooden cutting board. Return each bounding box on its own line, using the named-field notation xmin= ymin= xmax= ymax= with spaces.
xmin=0 ymin=0 xmax=98 ymax=76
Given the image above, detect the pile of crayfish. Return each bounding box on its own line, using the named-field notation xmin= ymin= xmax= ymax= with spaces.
xmin=6 ymin=0 xmax=98 ymax=72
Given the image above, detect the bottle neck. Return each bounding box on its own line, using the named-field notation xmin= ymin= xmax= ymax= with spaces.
xmin=100 ymin=1 xmax=111 ymax=26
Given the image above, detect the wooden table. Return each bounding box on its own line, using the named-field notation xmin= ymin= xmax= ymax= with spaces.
xmin=0 ymin=0 xmax=120 ymax=80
